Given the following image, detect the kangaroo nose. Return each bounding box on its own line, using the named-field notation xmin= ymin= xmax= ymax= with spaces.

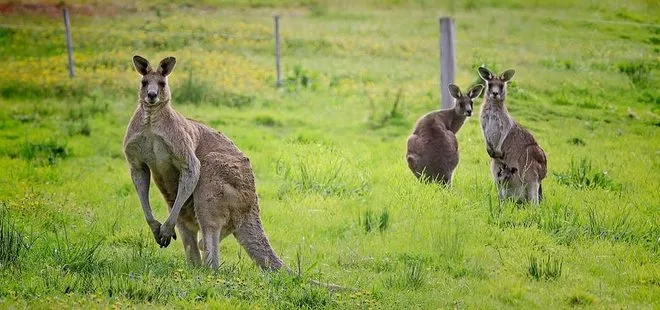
xmin=147 ymin=91 xmax=157 ymax=100
xmin=466 ymin=110 xmax=472 ymax=116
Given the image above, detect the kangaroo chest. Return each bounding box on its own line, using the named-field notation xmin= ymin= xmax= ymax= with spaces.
xmin=126 ymin=131 xmax=182 ymax=196
xmin=480 ymin=103 xmax=513 ymax=144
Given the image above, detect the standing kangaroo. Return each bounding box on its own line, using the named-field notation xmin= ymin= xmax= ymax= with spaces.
xmin=406 ymin=83 xmax=483 ymax=185
xmin=478 ymin=66 xmax=547 ymax=204
xmin=123 ymin=55 xmax=283 ymax=270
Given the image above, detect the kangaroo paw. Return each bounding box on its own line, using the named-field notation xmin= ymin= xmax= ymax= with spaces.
xmin=487 ymin=146 xmax=504 ymax=159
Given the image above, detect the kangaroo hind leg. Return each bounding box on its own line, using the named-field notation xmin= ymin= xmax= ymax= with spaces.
xmin=527 ymin=181 xmax=541 ymax=205
xmin=177 ymin=223 xmax=201 ymax=266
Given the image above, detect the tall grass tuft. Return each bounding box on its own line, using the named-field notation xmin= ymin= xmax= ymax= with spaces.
xmin=285 ymin=65 xmax=318 ymax=92
xmin=277 ymin=158 xmax=369 ymax=198
xmin=553 ymin=158 xmax=619 ymax=191
xmin=487 ymin=193 xmax=505 ymax=226
xmin=437 ymin=223 xmax=464 ymax=264
xmin=361 ymin=209 xmax=390 ymax=233
xmin=52 ymin=229 xmax=105 ymax=273
xmin=0 ymin=208 xmax=25 ymax=268
xmin=378 ymin=209 xmax=390 ymax=232
xmin=362 ymin=210 xmax=375 ymax=233
xmin=585 ymin=207 xmax=638 ymax=243
xmin=527 ymin=254 xmax=563 ymax=281
xmin=386 ymin=258 xmax=426 ymax=290
xmin=539 ymin=203 xmax=580 ymax=245
xmin=106 ymin=273 xmax=172 ymax=303
xmin=402 ymin=260 xmax=426 ymax=289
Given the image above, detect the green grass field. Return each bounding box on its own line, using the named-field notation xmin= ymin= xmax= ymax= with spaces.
xmin=0 ymin=0 xmax=659 ymax=308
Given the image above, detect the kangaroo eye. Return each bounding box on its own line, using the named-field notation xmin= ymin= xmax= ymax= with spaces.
xmin=158 ymin=81 xmax=166 ymax=88
xmin=141 ymin=80 xmax=147 ymax=87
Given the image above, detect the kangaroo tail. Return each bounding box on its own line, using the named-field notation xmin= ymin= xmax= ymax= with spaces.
xmin=234 ymin=211 xmax=284 ymax=271
xmin=407 ymin=154 xmax=426 ymax=180
xmin=406 ymin=154 xmax=416 ymax=169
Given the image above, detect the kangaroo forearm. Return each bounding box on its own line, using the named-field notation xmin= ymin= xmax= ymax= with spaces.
xmin=495 ymin=125 xmax=512 ymax=153
xmin=130 ymin=167 xmax=157 ymax=224
xmin=495 ymin=134 xmax=506 ymax=153
xmin=164 ymin=174 xmax=198 ymax=225
xmin=164 ymin=160 xmax=200 ymax=226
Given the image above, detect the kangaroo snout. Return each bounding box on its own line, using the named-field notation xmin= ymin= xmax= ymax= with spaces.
xmin=466 ymin=110 xmax=472 ymax=116
xmin=147 ymin=91 xmax=158 ymax=101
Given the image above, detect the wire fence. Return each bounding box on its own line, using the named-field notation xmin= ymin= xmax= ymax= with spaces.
xmin=0 ymin=23 xmax=273 ymax=40
xmin=1 ymin=8 xmax=657 ymax=104
xmin=539 ymin=16 xmax=660 ymax=28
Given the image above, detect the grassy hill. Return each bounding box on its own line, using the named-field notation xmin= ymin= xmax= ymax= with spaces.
xmin=0 ymin=0 xmax=658 ymax=308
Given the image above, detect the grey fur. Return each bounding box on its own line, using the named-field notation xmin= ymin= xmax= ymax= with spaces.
xmin=478 ymin=66 xmax=547 ymax=204
xmin=123 ymin=55 xmax=283 ymax=270
xmin=494 ymin=163 xmax=520 ymax=200
xmin=478 ymin=66 xmax=515 ymax=158
xmin=406 ymin=83 xmax=483 ymax=185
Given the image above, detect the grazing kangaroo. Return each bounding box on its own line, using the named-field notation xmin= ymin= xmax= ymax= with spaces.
xmin=406 ymin=83 xmax=484 ymax=185
xmin=478 ymin=66 xmax=547 ymax=204
xmin=123 ymin=55 xmax=283 ymax=270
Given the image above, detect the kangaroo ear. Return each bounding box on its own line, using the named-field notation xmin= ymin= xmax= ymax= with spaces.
xmin=478 ymin=66 xmax=493 ymax=81
xmin=467 ymin=84 xmax=484 ymax=99
xmin=133 ymin=55 xmax=151 ymax=75
xmin=158 ymin=56 xmax=176 ymax=76
xmin=501 ymin=69 xmax=515 ymax=82
xmin=447 ymin=83 xmax=462 ymax=99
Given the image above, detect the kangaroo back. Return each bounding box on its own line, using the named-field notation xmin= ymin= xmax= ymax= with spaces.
xmin=502 ymin=124 xmax=546 ymax=178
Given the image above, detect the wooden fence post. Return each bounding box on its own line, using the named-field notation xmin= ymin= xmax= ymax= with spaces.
xmin=439 ymin=16 xmax=455 ymax=108
xmin=62 ymin=8 xmax=74 ymax=78
xmin=274 ymin=15 xmax=281 ymax=87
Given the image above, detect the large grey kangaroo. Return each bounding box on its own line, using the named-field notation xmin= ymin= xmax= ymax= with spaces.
xmin=123 ymin=55 xmax=283 ymax=270
xmin=478 ymin=66 xmax=547 ymax=204
xmin=406 ymin=83 xmax=483 ymax=185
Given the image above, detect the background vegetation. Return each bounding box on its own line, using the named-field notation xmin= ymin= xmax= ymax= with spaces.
xmin=0 ymin=0 xmax=658 ymax=308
